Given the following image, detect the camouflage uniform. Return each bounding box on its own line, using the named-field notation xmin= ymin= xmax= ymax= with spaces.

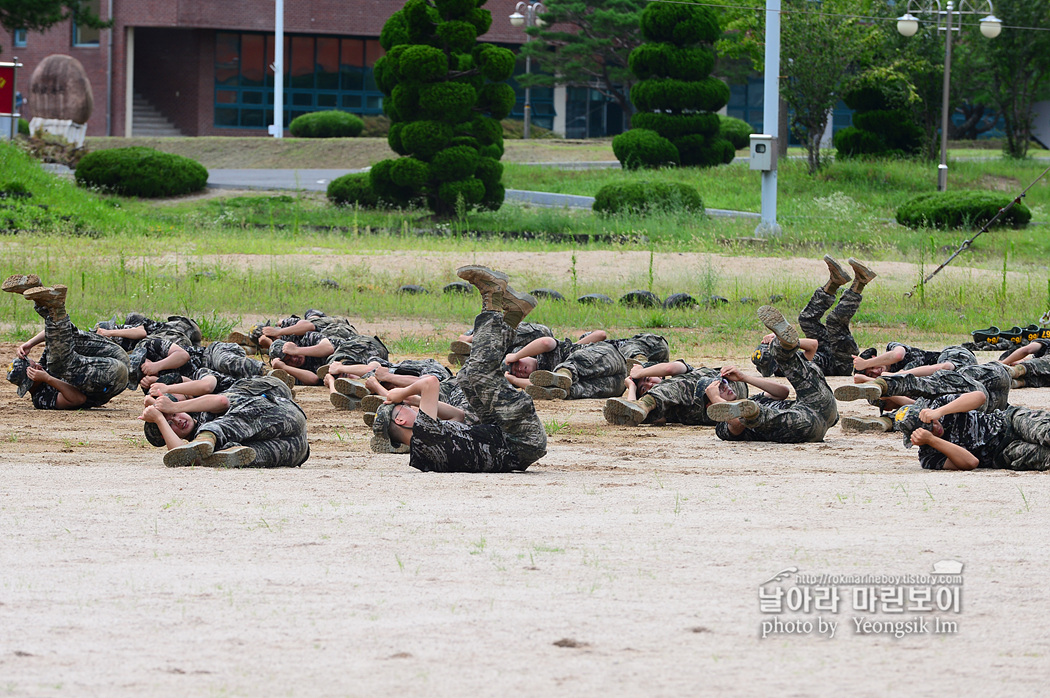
xmin=1016 ymin=355 xmax=1050 ymax=388
xmin=881 ymin=362 xmax=1011 ymax=412
xmin=367 ymin=358 xmax=451 ymax=381
xmin=408 ymin=311 xmax=547 ymax=472
xmin=798 ymin=288 xmax=861 ymax=376
xmin=610 ymin=333 xmax=670 ymax=363
xmin=127 ymin=317 xmax=202 ymax=386
xmin=556 ymin=342 xmax=629 ymax=400
xmin=885 ymin=342 xmax=977 ymax=373
xmin=193 ymin=341 xmax=265 ymax=379
xmin=464 ymin=321 xmax=553 ymax=354
xmin=325 ymin=333 xmax=390 ymax=366
xmin=310 ymin=315 xmax=360 ymax=342
xmin=999 ymin=407 xmax=1050 ymax=471
xmin=641 ymin=365 xmax=751 ymax=426
xmin=194 ymin=376 xmax=309 ymax=468
xmin=270 ymin=332 xmax=328 ymax=380
xmin=716 ymin=344 xmax=838 ymax=443
xmin=32 ymin=312 xmax=130 ymax=409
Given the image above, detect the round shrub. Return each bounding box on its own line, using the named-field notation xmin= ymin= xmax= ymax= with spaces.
xmin=289 ymin=111 xmax=364 ymax=138
xmin=471 ymin=116 xmax=503 ymax=146
xmin=390 ymin=157 xmax=430 ymax=188
xmin=467 ymin=7 xmax=492 ymax=36
xmin=632 ymin=112 xmax=719 ymax=140
xmin=380 ymin=10 xmax=410 ymax=49
xmin=404 ymin=0 xmax=439 ymax=42
xmin=435 ymin=0 xmax=475 ymax=19
xmin=476 ymin=45 xmax=515 ymax=82
xmin=852 ymin=109 xmax=922 ymax=154
xmin=612 ymin=129 xmax=680 ymax=169
xmin=419 ymin=82 xmax=476 ymax=124
xmin=475 ymin=157 xmax=503 ymax=188
xmin=388 ymin=122 xmax=406 ymax=154
xmin=400 ymin=120 xmax=453 ymax=160
xmin=896 ymin=191 xmax=1031 ymax=230
xmin=430 ymin=145 xmax=479 ymax=181
xmin=391 ymin=83 xmax=421 ymax=122
xmin=640 ymin=0 xmax=720 ymax=45
xmin=369 ymin=159 xmax=417 ymax=207
xmin=833 ymin=126 xmax=885 ymax=158
xmin=593 ymin=181 xmax=704 ymax=216
xmin=718 ymin=115 xmax=753 ymax=150
xmin=439 ymin=178 xmax=485 ymax=207
xmin=629 ymin=44 xmax=715 ymax=82
xmin=476 ymin=83 xmax=516 ymax=120
xmin=75 ymin=147 xmax=207 ymax=198
xmin=327 ymin=172 xmax=380 ymax=208
xmin=399 ymin=45 xmax=448 ymax=82
xmin=436 ymin=20 xmax=478 ymax=53
xmin=629 ymin=77 xmax=729 ymax=113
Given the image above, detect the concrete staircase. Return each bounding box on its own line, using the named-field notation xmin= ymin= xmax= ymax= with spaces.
xmin=131 ymin=94 xmax=183 ymax=137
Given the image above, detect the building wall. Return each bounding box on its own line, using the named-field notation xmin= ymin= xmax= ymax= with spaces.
xmin=134 ymin=28 xmax=204 ymax=135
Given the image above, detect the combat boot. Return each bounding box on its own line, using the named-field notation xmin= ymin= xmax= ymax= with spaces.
xmin=834 ymin=381 xmax=886 ymax=402
xmin=2 ymin=274 xmax=41 ymax=294
xmin=525 ymin=384 xmax=567 ymax=400
xmin=848 ymin=258 xmax=878 ymax=294
xmin=603 ymin=396 xmax=653 ymax=426
xmin=757 ymin=306 xmax=799 ymax=352
xmin=201 ymin=446 xmax=256 ymax=468
xmin=23 ymin=285 xmax=68 ymax=321
xmin=823 ymin=255 xmax=851 ymax=294
xmin=707 ymin=399 xmax=761 ymax=422
xmin=841 ymin=416 xmax=893 ymax=433
xmin=456 ymin=265 xmax=507 ymax=312
xmin=503 ymin=286 xmax=538 ymax=329
xmin=530 ymin=368 xmax=572 ymax=391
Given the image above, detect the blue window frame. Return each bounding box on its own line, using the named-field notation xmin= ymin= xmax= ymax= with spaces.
xmin=14 ymin=29 xmax=27 ymax=48
xmin=72 ymin=0 xmax=101 ymax=47
xmin=214 ymin=31 xmax=385 ymax=130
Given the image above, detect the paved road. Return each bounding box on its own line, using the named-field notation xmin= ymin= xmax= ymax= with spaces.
xmin=206 ymin=167 xmax=759 ymax=218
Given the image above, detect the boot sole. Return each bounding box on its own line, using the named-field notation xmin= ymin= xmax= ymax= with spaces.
xmin=603 ymin=398 xmax=647 ymax=426
xmin=2 ymin=274 xmax=42 ymax=294
xmin=23 ymin=285 xmax=67 ymax=304
xmin=163 ymin=441 xmax=214 ymax=468
xmin=823 ymin=255 xmax=852 ymax=286
xmin=526 ymin=385 xmax=567 ymax=400
xmin=227 ymin=331 xmax=252 ymax=345
xmin=706 ymin=399 xmax=759 ymax=422
xmin=834 ymin=384 xmax=883 ymax=402
xmin=363 ymin=412 xmax=376 ymax=427
xmin=447 ymin=352 xmax=465 ymax=366
xmin=361 ymin=394 xmax=385 ymax=413
xmin=757 ymin=306 xmax=798 ymax=350
xmin=201 ymin=446 xmax=256 ymax=468
xmin=449 ymin=340 xmax=472 ymax=355
xmin=330 ymin=392 xmax=362 ymax=410
xmin=530 ymin=370 xmax=572 ymax=391
xmin=456 ymin=265 xmax=509 ymax=285
xmin=841 ymin=416 xmax=892 ymax=433
xmin=847 ymin=257 xmax=877 ymax=284
xmin=267 ymin=368 xmax=296 ymax=390
xmin=334 ymin=377 xmax=369 ymax=398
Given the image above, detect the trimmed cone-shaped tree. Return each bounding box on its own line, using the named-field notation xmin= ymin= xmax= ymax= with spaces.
xmin=835 ymin=67 xmax=922 ymax=160
xmin=372 ymin=0 xmax=514 ymax=216
xmin=616 ymin=0 xmax=734 ymax=168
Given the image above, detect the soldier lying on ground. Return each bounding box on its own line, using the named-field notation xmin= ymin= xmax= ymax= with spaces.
xmin=140 ymin=375 xmax=309 ymax=468
xmin=708 ymin=306 xmax=839 ymax=443
xmin=370 ymin=265 xmax=546 ymax=473
xmin=999 ymin=338 xmax=1050 ymax=366
xmin=603 ymin=362 xmax=759 ymax=427
xmin=752 ymin=255 xmax=876 ymax=377
xmin=895 ymin=391 xmax=1050 ymax=471
xmin=503 ymin=333 xmax=628 ymax=401
xmin=4 ymin=275 xmax=130 ymax=409
xmin=852 ymin=342 xmax=977 ymax=378
xmin=323 ymin=359 xmax=452 ymax=410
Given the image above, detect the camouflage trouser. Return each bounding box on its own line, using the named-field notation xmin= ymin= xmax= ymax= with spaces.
xmin=45 ymin=314 xmax=130 ymax=405
xmin=457 ymin=310 xmax=547 ymax=468
xmin=612 ymin=333 xmax=670 ymax=363
xmin=154 ymin=317 xmax=201 ymax=346
xmin=883 ymin=362 xmax=1011 ymax=413
xmin=201 ymin=342 xmax=264 ymax=379
xmin=439 ymin=378 xmax=472 ymax=414
xmin=557 ymin=343 xmax=628 ymax=400
xmin=370 ymin=358 xmax=452 ymax=381
xmin=197 ymin=376 xmax=308 ymax=468
xmin=1019 ymin=356 xmax=1050 ymax=388
xmin=741 ymin=344 xmax=838 ymax=442
xmin=312 ymin=316 xmax=362 ymax=343
xmin=508 ymin=322 xmax=554 ymax=353
xmin=645 ymin=368 xmax=721 ymax=425
xmin=798 ymin=288 xmax=860 ymax=377
xmin=327 ymin=335 xmax=390 ymax=366
xmin=937 ymin=345 xmax=977 ymax=369
xmin=1001 ymin=407 xmax=1050 ymax=471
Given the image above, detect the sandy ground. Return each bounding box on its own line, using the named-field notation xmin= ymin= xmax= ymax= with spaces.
xmin=3 ymin=251 xmax=1050 ymax=695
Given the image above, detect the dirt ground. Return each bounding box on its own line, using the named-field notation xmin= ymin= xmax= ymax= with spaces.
xmin=3 ymin=253 xmax=1050 ymax=696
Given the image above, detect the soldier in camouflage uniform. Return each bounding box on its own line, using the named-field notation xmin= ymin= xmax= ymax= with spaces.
xmin=604 ymin=361 xmax=759 ymax=427
xmin=752 ymin=256 xmax=876 ymax=377
xmin=999 ymin=338 xmax=1050 ymax=366
xmin=503 ymin=333 xmax=629 ymax=401
xmin=896 ymin=391 xmax=1050 ymax=471
xmin=609 ymin=333 xmax=670 ymax=365
xmin=3 ymin=275 xmax=130 ymax=409
xmin=324 ymin=358 xmax=452 ymax=410
xmin=371 ymin=265 xmax=546 ymax=473
xmin=1009 ymin=355 xmax=1050 ymax=389
xmin=835 ymin=361 xmax=1016 ymax=432
xmin=141 ymin=375 xmax=309 ymax=468
xmin=710 ymin=306 xmax=839 ymax=443
xmin=853 ymin=341 xmax=977 ymax=378
xmin=449 ymin=321 xmax=557 ymax=366
xmin=95 ymin=314 xmax=202 ymax=352
xmin=144 ymin=342 xmax=294 ymax=401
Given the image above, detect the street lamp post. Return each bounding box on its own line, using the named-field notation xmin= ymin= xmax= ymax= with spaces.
xmin=509 ymin=1 xmax=545 ymax=140
xmin=897 ymin=0 xmax=1001 ymax=191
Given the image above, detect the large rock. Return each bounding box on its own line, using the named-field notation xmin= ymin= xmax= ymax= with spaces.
xmin=29 ymin=55 xmax=93 ymax=124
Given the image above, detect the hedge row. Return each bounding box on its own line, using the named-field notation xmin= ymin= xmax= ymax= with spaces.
xmin=593 ymin=181 xmax=705 ymax=216
xmin=75 ymin=147 xmax=208 ymax=198
xmin=896 ymin=191 xmax=1031 ymax=229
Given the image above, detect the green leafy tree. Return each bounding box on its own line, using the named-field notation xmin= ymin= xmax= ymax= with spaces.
xmin=517 ymin=0 xmax=646 ymax=127
xmin=0 ymin=0 xmax=108 ymax=54
xmin=986 ymin=0 xmax=1050 ymax=158
xmin=615 ymin=0 xmax=734 ymax=169
xmin=834 ymin=64 xmax=923 ymax=159
xmin=371 ymin=0 xmax=516 ymax=216
xmin=780 ymin=0 xmax=870 ymax=173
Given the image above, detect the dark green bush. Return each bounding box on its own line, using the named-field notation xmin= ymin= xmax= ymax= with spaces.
xmin=18 ymin=118 xmax=29 ymax=136
xmin=399 ymin=120 xmax=453 ymax=160
xmin=612 ymin=129 xmax=680 ymax=169
xmin=718 ymin=115 xmax=753 ymax=150
xmin=476 ymin=83 xmax=516 ymax=120
xmin=629 ymin=78 xmax=730 ymax=114
xmin=327 ymin=172 xmax=380 ymax=208
xmin=896 ymin=191 xmax=1031 ymax=229
xmin=475 ymin=44 xmax=515 ymax=82
xmin=640 ymin=0 xmax=720 ymax=45
xmin=398 ymin=45 xmax=448 ymax=82
xmin=390 ymin=157 xmax=430 ymax=187
xmin=628 ymin=43 xmax=715 ymax=81
xmin=439 ymin=178 xmax=485 ymax=207
xmin=289 ymin=110 xmax=364 ymax=138
xmin=834 ymin=126 xmax=888 ymax=158
xmin=430 ymin=145 xmax=479 ymax=181
xmin=380 ymin=10 xmax=410 ymax=49
xmin=852 ymin=109 xmax=922 ymax=154
xmin=436 ymin=20 xmax=477 ymax=53
xmin=435 ymin=0 xmax=474 ymax=18
xmin=631 ymin=112 xmax=719 ymax=140
xmin=420 ymin=82 xmax=476 ymax=123
xmin=593 ymin=181 xmax=704 ymax=216
xmin=75 ymin=147 xmax=207 ymax=198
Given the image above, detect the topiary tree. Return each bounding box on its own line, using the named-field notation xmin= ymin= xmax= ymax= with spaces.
xmin=616 ymin=0 xmax=734 ymax=169
xmin=370 ymin=0 xmax=515 ymax=217
xmin=835 ymin=66 xmax=923 ymax=160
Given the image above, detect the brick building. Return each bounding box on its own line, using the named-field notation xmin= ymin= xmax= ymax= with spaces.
xmin=2 ymin=0 xmax=608 ymax=138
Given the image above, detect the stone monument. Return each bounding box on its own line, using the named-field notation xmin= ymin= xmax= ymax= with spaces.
xmin=28 ymin=55 xmax=93 ymax=146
